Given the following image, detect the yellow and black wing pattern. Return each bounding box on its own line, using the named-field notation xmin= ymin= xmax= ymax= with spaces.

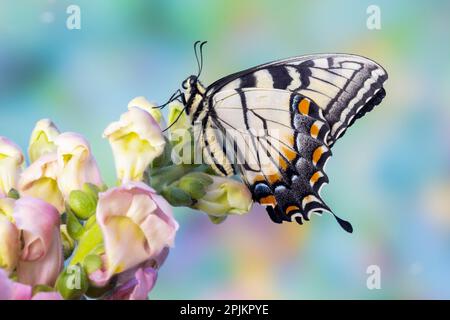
xmin=200 ymin=54 xmax=388 ymax=232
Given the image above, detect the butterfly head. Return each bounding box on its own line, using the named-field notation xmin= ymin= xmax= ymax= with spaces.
xmin=182 ymin=75 xmax=206 ymax=117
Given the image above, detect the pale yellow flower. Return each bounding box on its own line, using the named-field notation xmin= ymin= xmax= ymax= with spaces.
xmin=28 ymin=119 xmax=60 ymax=163
xmin=103 ymin=108 xmax=165 ymax=182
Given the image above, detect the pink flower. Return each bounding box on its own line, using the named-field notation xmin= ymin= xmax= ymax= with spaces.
xmin=0 ymin=269 xmax=62 ymax=300
xmin=94 ymin=182 xmax=178 ymax=281
xmin=55 ymin=132 xmax=103 ymax=198
xmin=13 ymin=197 xmax=63 ymax=287
xmin=107 ymin=267 xmax=158 ymax=300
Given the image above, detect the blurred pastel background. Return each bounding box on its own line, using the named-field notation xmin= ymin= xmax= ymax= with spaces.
xmin=1 ymin=0 xmax=450 ymax=299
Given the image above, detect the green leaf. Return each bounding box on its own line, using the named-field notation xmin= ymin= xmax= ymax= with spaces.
xmin=70 ymin=222 xmax=103 ymax=266
xmin=84 ymin=214 xmax=97 ymax=230
xmin=83 ymin=254 xmax=102 ymax=274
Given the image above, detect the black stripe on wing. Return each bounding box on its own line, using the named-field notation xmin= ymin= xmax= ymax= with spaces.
xmin=205 ymin=54 xmax=388 ymax=147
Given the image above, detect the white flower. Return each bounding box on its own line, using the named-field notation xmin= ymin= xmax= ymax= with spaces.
xmin=0 ymin=137 xmax=24 ymax=196
xmin=28 ymin=119 xmax=60 ymax=163
xmin=103 ymin=107 xmax=166 ymax=182
xmin=55 ymin=132 xmax=103 ymax=198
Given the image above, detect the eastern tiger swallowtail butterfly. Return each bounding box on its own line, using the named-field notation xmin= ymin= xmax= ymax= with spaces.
xmin=163 ymin=41 xmax=388 ymax=233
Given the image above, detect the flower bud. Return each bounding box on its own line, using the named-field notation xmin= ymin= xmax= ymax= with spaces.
xmin=55 ymin=264 xmax=88 ymax=300
xmin=28 ymin=119 xmax=60 ymax=163
xmin=177 ymin=172 xmax=213 ymax=200
xmin=68 ymin=189 xmax=97 ymax=220
xmin=161 ymin=186 xmax=192 ymax=207
xmin=66 ymin=207 xmax=85 ymax=240
xmin=194 ymin=176 xmax=253 ymax=217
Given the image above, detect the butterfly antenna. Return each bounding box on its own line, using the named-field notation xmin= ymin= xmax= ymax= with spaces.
xmin=154 ymin=89 xmax=183 ymax=109
xmin=194 ymin=40 xmax=202 ymax=77
xmin=197 ymin=41 xmax=207 ymax=77
xmin=162 ymin=104 xmax=187 ymax=133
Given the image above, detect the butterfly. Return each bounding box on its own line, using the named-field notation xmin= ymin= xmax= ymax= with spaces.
xmin=164 ymin=41 xmax=388 ymax=232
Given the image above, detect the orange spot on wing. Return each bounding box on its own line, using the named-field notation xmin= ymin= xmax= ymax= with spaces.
xmin=310 ymin=171 xmax=323 ymax=185
xmin=312 ymin=146 xmax=325 ymax=165
xmin=279 ymin=157 xmax=289 ymax=170
xmin=285 ymin=205 xmax=300 ymax=215
xmin=253 ymin=174 xmax=265 ymax=184
xmin=252 ymin=172 xmax=282 ymax=185
xmin=266 ymin=172 xmax=282 ymax=184
xmin=298 ymin=99 xmax=310 ymax=115
xmin=310 ymin=122 xmax=321 ymax=139
xmin=259 ymin=195 xmax=277 ymax=207
xmin=281 ymin=134 xmax=297 ymax=161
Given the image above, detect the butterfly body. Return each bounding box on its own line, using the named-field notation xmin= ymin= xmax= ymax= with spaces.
xmin=180 ymin=53 xmax=388 ymax=232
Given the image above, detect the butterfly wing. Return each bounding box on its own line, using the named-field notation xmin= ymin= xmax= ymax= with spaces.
xmin=206 ymin=54 xmax=388 ymax=146
xmin=201 ymin=87 xmax=352 ymax=231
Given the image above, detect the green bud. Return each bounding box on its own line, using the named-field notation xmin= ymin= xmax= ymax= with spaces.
xmin=60 ymin=225 xmax=75 ymax=259
xmin=55 ymin=264 xmax=89 ymax=300
xmin=178 ymin=172 xmax=213 ymax=200
xmin=7 ymin=188 xmax=20 ymax=200
xmin=83 ymin=254 xmax=102 ymax=274
xmin=162 ymin=186 xmax=193 ymax=207
xmin=69 ymin=190 xmax=97 ymax=220
xmin=66 ymin=208 xmax=84 ymax=240
xmin=82 ymin=183 xmax=100 ymax=201
xmin=208 ymin=215 xmax=227 ymax=224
